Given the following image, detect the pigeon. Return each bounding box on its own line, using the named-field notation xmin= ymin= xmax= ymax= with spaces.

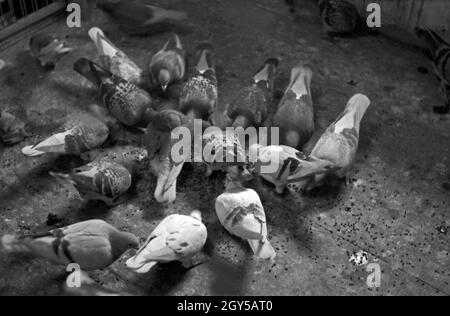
xmin=63 ymin=271 xmax=126 ymax=296
xmin=29 ymin=33 xmax=74 ymax=70
xmin=126 ymin=210 xmax=207 ymax=273
xmin=228 ymin=58 xmax=279 ymax=128
xmin=21 ymin=113 xmax=109 ymax=157
xmin=180 ymin=43 xmax=218 ymax=120
xmin=49 ymin=146 xmax=147 ymax=206
xmin=97 ymin=0 xmax=188 ymax=34
xmin=145 ymin=109 xmax=190 ymax=204
xmin=145 ymin=109 xmax=212 ymax=203
xmin=74 ymin=58 xmax=153 ymax=127
xmin=415 ymin=27 xmax=450 ymax=114
xmin=317 ymin=0 xmax=365 ymax=36
xmin=1 ymin=220 xmax=139 ymax=271
xmin=248 ymin=144 xmax=336 ymax=194
xmin=273 ymin=63 xmax=314 ymax=150
xmin=301 ymin=93 xmax=371 ymax=191
xmin=149 ymin=34 xmax=186 ymax=92
xmin=0 ymin=105 xmax=28 ymax=145
xmin=88 ymin=27 xmax=144 ymax=87
xmin=215 ymin=178 xmax=276 ymax=260
xmin=202 ymin=128 xmax=252 ymax=181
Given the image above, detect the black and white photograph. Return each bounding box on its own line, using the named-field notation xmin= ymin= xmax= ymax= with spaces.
xmin=0 ymin=0 xmax=448 ymax=298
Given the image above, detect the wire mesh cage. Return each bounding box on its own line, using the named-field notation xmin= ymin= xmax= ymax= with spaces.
xmin=0 ymin=0 xmax=66 ymax=45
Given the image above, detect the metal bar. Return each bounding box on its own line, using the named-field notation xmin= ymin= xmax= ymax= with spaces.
xmin=0 ymin=1 xmax=65 ymax=43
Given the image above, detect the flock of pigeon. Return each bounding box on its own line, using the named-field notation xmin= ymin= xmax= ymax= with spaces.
xmin=0 ymin=0 xmax=448 ymax=295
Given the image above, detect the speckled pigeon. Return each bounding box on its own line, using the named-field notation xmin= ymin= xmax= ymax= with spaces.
xmin=88 ymin=27 xmax=144 ymax=87
xmin=202 ymin=128 xmax=252 ymax=181
xmin=301 ymin=93 xmax=371 ymax=191
xmin=180 ymin=43 xmax=218 ymax=120
xmin=227 ymin=58 xmax=279 ymax=128
xmin=149 ymin=34 xmax=186 ymax=92
xmin=273 ymin=63 xmax=314 ymax=149
xmin=73 ymin=58 xmax=153 ymax=128
xmin=49 ymin=146 xmax=147 ymax=206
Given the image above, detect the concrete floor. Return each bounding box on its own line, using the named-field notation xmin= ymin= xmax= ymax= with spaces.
xmin=0 ymin=0 xmax=449 ymax=296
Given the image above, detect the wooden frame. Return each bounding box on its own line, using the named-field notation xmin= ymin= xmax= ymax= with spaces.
xmin=0 ymin=0 xmax=66 ymax=49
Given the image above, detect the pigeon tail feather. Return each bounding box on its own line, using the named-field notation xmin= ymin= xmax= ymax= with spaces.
xmin=89 ymin=27 xmax=120 ymax=58
xmin=195 ymin=43 xmax=214 ymax=72
xmin=1 ymin=235 xmax=29 ymax=253
xmin=248 ymin=238 xmax=276 ymax=260
xmin=126 ymin=255 xmax=158 ymax=274
xmin=253 ymin=58 xmax=279 ymax=84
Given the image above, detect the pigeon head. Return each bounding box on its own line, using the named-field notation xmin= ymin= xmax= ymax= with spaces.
xmin=227 ymin=164 xmax=253 ymax=183
xmin=111 ymin=230 xmax=139 ymax=258
xmin=153 ymin=110 xmax=185 ymax=132
xmin=158 ymin=69 xmax=171 ymax=91
xmin=144 ymin=110 xmax=185 ymax=158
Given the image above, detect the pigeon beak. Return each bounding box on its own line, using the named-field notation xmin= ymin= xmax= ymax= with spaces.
xmin=161 ymin=84 xmax=168 ymax=92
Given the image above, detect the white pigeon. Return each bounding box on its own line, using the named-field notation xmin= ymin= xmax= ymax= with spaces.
xmin=248 ymin=144 xmax=336 ymax=194
xmin=126 ymin=210 xmax=207 ymax=273
xmin=215 ymin=178 xmax=276 ymax=260
xmin=88 ymin=27 xmax=144 ymax=87
xmin=301 ymin=93 xmax=371 ymax=191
